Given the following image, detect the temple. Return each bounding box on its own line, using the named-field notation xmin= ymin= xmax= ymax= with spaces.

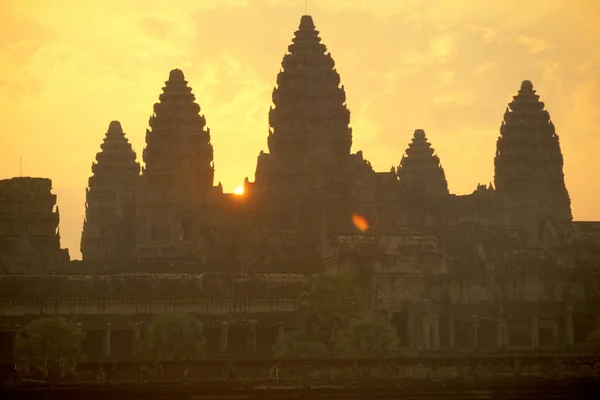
xmin=0 ymin=15 xmax=599 ymax=361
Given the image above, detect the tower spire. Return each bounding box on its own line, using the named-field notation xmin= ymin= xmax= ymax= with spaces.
xmin=494 ymin=80 xmax=571 ymax=221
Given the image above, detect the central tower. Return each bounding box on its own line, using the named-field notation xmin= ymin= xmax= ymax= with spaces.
xmin=251 ymin=14 xmax=372 ymax=250
xmin=255 ymin=15 xmax=354 ymax=196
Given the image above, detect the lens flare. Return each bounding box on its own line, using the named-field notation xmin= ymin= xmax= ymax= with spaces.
xmin=352 ymin=214 xmax=369 ymax=232
xmin=233 ymin=185 xmax=245 ymax=195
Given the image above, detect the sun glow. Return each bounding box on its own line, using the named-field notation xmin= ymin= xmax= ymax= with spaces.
xmin=233 ymin=185 xmax=245 ymax=195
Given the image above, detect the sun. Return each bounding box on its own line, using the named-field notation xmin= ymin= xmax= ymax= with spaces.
xmin=233 ymin=185 xmax=245 ymax=195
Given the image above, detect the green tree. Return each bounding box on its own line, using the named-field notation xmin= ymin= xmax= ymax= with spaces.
xmin=142 ymin=313 xmax=206 ymax=360
xmin=17 ymin=317 xmax=84 ymax=380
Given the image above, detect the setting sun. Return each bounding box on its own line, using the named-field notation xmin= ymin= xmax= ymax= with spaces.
xmin=233 ymin=185 xmax=245 ymax=195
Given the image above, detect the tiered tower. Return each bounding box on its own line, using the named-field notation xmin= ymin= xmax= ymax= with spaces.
xmin=136 ymin=69 xmax=216 ymax=258
xmin=397 ymin=129 xmax=449 ymax=197
xmin=255 ymin=15 xmax=355 ymax=195
xmin=253 ymin=15 xmax=371 ymax=235
xmin=81 ymin=121 xmax=141 ymax=261
xmin=494 ymin=81 xmax=572 ymax=222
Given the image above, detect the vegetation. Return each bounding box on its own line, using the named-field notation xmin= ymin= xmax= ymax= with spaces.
xmin=273 ymin=272 xmax=398 ymax=358
xmin=582 ymin=328 xmax=600 ymax=351
xmin=17 ymin=316 xmax=84 ymax=380
xmin=141 ymin=313 xmax=206 ymax=360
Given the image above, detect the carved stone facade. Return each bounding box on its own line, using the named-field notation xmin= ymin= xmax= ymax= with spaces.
xmin=0 ymin=178 xmax=69 ymax=273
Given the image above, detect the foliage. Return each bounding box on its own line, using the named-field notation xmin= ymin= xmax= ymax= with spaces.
xmin=297 ymin=272 xmax=368 ymax=350
xmin=334 ymin=317 xmax=398 ymax=358
xmin=142 ymin=313 xmax=206 ymax=360
xmin=274 ymin=272 xmax=398 ymax=359
xmin=17 ymin=317 xmax=84 ymax=380
xmin=583 ymin=328 xmax=600 ymax=351
xmin=272 ymin=330 xmax=329 ymax=359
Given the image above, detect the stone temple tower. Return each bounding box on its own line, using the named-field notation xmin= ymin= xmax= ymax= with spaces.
xmin=135 ymin=69 xmax=216 ymax=259
xmin=255 ymin=15 xmax=354 ymax=194
xmin=253 ymin=15 xmax=371 ymax=234
xmin=397 ymin=129 xmax=449 ymax=197
xmin=494 ymin=80 xmax=572 ymax=222
xmin=81 ymin=121 xmax=141 ymax=261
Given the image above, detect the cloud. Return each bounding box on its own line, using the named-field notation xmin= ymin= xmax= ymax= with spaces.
xmin=514 ymin=35 xmax=552 ymax=54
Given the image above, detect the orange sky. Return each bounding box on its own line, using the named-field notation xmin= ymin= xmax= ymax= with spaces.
xmin=1 ymin=0 xmax=599 ymax=259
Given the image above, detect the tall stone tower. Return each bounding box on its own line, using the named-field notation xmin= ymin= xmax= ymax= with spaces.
xmin=255 ymin=15 xmax=355 ymax=193
xmin=253 ymin=15 xmax=370 ymax=233
xmin=81 ymin=121 xmax=141 ymax=261
xmin=494 ymin=80 xmax=572 ymax=222
xmin=136 ymin=69 xmax=216 ymax=259
xmin=397 ymin=129 xmax=449 ymax=197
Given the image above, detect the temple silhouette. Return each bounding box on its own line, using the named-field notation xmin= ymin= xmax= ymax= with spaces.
xmin=0 ymin=15 xmax=598 ymax=359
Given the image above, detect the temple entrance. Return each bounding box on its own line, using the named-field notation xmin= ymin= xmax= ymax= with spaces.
xmin=478 ymin=318 xmax=497 ymax=350
xmin=111 ymin=329 xmax=134 ymax=359
xmin=227 ymin=325 xmax=247 ymax=356
xmin=256 ymin=325 xmax=277 ymax=356
xmin=82 ymin=330 xmax=104 ymax=360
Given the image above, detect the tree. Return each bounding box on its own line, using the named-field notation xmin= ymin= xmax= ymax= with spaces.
xmin=582 ymin=328 xmax=600 ymax=351
xmin=142 ymin=313 xmax=206 ymax=360
xmin=274 ymin=272 xmax=398 ymax=359
xmin=297 ymin=272 xmax=368 ymax=351
xmin=272 ymin=330 xmax=329 ymax=359
xmin=17 ymin=317 xmax=84 ymax=380
xmin=334 ymin=317 xmax=398 ymax=358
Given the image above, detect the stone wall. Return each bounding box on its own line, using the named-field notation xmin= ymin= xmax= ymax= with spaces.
xmin=0 ymin=177 xmax=69 ymax=273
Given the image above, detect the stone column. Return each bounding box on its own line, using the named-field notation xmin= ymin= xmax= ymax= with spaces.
xmin=496 ymin=317 xmax=507 ymax=349
xmin=220 ymin=321 xmax=229 ymax=355
xmin=133 ymin=323 xmax=141 ymax=357
xmin=407 ymin=308 xmax=416 ymax=350
xmin=565 ymin=307 xmax=574 ymax=347
xmin=13 ymin=325 xmax=22 ymax=361
xmin=103 ymin=323 xmax=112 ymax=359
xmin=472 ymin=317 xmax=479 ymax=350
xmin=276 ymin=321 xmax=285 ymax=344
xmin=246 ymin=321 xmax=257 ymax=356
xmin=422 ymin=316 xmax=431 ymax=350
xmin=531 ymin=314 xmax=540 ymax=349
xmin=432 ymin=314 xmax=440 ymax=350
xmin=448 ymin=313 xmax=455 ymax=350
